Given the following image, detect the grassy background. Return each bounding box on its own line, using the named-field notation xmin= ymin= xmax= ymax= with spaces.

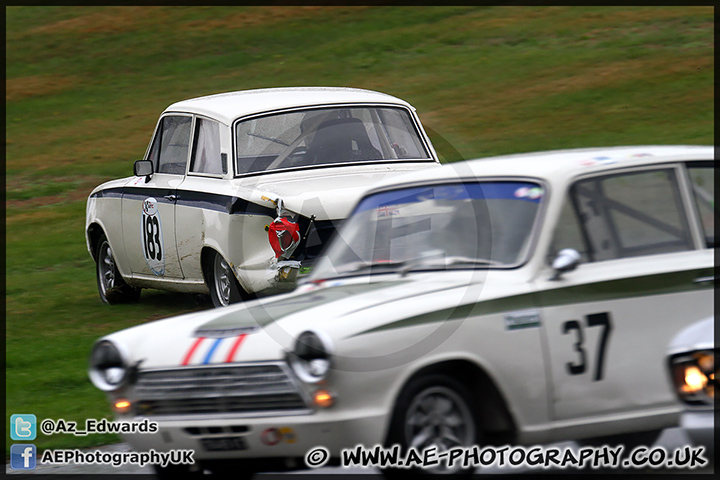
xmin=5 ymin=6 xmax=714 ymax=455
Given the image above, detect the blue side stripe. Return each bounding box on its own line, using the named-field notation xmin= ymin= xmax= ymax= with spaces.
xmin=202 ymin=338 xmax=224 ymax=364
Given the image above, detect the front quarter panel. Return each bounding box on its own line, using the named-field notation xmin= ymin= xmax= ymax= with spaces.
xmin=330 ymin=278 xmax=548 ymax=444
xmin=86 ymin=177 xmax=135 ymax=275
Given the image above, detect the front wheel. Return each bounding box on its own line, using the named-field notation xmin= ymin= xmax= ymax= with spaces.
xmin=207 ymin=252 xmax=250 ymax=308
xmin=383 ymin=374 xmax=480 ymax=477
xmin=95 ymin=235 xmax=140 ymax=304
xmin=153 ymin=464 xmax=201 ymax=478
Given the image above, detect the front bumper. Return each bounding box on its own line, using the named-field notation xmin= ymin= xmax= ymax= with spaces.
xmin=235 ymin=259 xmax=301 ymax=294
xmin=275 ymin=260 xmax=301 ymax=283
xmin=120 ymin=409 xmax=389 ymax=461
xmin=680 ymin=408 xmax=714 ymax=450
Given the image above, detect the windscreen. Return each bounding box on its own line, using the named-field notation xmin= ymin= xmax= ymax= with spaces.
xmin=310 ymin=181 xmax=545 ymax=280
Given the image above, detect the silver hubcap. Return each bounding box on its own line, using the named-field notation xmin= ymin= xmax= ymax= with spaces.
xmin=213 ymin=255 xmax=232 ymax=306
xmin=99 ymin=242 xmax=115 ymax=295
xmin=405 ymin=386 xmax=475 ymax=472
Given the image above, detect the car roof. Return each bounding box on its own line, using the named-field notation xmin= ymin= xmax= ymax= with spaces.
xmin=163 ymin=87 xmax=414 ymax=125
xmin=368 ymin=145 xmax=714 ymax=191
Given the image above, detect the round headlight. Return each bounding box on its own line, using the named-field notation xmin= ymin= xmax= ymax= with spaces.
xmin=289 ymin=331 xmax=333 ymax=384
xmin=89 ymin=340 xmax=130 ymax=392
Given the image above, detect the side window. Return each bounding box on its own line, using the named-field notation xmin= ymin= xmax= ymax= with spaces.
xmin=148 ymin=115 xmax=192 ymax=175
xmin=373 ymin=108 xmax=429 ymax=159
xmin=566 ymin=169 xmax=693 ymax=262
xmin=190 ymin=118 xmax=223 ymax=175
xmin=686 ymin=163 xmax=715 ymax=247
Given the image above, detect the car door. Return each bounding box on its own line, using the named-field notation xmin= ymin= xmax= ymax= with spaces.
xmin=174 ymin=116 xmax=229 ymax=282
xmin=536 ymin=164 xmax=713 ymax=430
xmin=121 ymin=114 xmax=191 ymax=279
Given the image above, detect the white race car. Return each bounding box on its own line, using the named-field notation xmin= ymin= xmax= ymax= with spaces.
xmin=89 ymin=146 xmax=714 ymax=476
xmin=667 ymin=316 xmax=715 ymax=451
xmin=85 ymin=87 xmax=439 ymax=307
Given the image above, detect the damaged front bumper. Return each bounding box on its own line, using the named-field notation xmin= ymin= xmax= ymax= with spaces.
xmin=234 ymin=258 xmax=302 ymax=295
xmin=275 ymin=260 xmax=301 ymax=283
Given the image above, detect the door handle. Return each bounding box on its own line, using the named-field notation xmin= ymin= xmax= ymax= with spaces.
xmin=164 ymin=194 xmax=178 ymax=202
xmin=693 ymin=276 xmax=714 ymax=284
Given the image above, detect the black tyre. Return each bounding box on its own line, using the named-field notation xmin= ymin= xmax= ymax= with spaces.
xmin=95 ymin=235 xmax=140 ymax=304
xmin=383 ymin=374 xmax=480 ymax=477
xmin=207 ymin=251 xmax=251 ymax=308
xmin=200 ymin=460 xmax=258 ymax=479
xmin=153 ymin=461 xmax=257 ymax=479
xmin=153 ymin=463 xmax=200 ymax=478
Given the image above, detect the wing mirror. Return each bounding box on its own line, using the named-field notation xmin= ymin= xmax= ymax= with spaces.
xmin=133 ymin=160 xmax=153 ymax=182
xmin=550 ymin=248 xmax=581 ymax=280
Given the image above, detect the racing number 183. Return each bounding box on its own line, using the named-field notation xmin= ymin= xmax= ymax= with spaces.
xmin=562 ymin=312 xmax=612 ymax=381
xmin=142 ymin=213 xmax=162 ymax=261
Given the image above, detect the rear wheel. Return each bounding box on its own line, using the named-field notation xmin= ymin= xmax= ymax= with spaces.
xmin=383 ymin=374 xmax=479 ymax=477
xmin=95 ymin=235 xmax=140 ymax=304
xmin=207 ymin=251 xmax=250 ymax=308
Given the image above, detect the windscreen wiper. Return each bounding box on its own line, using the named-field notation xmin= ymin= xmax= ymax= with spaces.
xmin=399 ymin=255 xmax=502 ymax=276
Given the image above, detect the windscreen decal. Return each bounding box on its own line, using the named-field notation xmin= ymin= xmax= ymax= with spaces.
xmin=141 ymin=197 xmax=165 ymax=276
xmin=514 ymin=186 xmax=543 ymax=200
xmin=357 ymin=182 xmax=544 ymax=213
xmin=376 ymin=205 xmax=400 ymax=217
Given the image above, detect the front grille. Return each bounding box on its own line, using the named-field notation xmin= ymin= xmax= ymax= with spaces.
xmin=134 ymin=364 xmax=309 ymax=417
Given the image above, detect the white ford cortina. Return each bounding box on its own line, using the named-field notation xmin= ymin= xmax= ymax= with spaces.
xmin=85 ymin=87 xmax=439 ymax=307
xmin=89 ymin=145 xmax=714 ymax=476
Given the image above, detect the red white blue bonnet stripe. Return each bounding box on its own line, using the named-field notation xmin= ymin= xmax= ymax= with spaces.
xmin=181 ymin=334 xmax=248 ymax=365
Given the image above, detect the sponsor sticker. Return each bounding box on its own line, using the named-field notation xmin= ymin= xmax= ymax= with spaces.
xmin=504 ymin=310 xmax=542 ymax=330
xmin=261 ymin=427 xmax=297 ymax=446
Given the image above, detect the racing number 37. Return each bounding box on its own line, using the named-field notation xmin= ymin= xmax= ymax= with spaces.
xmin=562 ymin=312 xmax=612 ymax=381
